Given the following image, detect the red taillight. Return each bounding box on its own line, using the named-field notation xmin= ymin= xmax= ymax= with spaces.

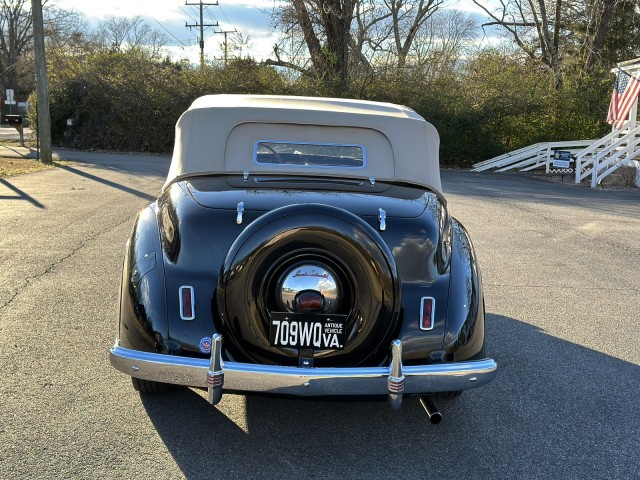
xmin=180 ymin=286 xmax=195 ymax=320
xmin=420 ymin=297 xmax=435 ymax=331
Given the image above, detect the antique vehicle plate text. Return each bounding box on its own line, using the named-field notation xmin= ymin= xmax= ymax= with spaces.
xmin=269 ymin=312 xmax=347 ymax=350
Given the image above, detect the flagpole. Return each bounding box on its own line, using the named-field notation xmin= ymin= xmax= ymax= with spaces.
xmin=627 ymin=97 xmax=638 ymax=130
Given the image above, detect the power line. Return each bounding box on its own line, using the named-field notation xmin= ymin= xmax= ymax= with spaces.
xmin=214 ymin=28 xmax=237 ymax=66
xmin=206 ymin=8 xmax=218 ymax=26
xmin=150 ymin=16 xmax=190 ymax=47
xmin=203 ymin=2 xmax=231 ymax=29
xmin=179 ymin=6 xmax=199 ymax=24
xmin=185 ymin=1 xmax=219 ymax=71
xmin=217 ymin=3 xmax=232 ymax=25
xmin=210 ymin=3 xmax=239 ymax=65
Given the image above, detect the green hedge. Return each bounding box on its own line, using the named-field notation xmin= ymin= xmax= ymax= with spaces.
xmin=41 ymin=49 xmax=613 ymax=165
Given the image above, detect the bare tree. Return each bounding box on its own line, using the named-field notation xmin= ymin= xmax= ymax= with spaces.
xmin=385 ymin=0 xmax=444 ymax=68
xmin=266 ymin=0 xmax=358 ymax=85
xmin=44 ymin=5 xmax=88 ymax=50
xmin=0 ymin=1 xmax=91 ymax=98
xmin=290 ymin=0 xmax=357 ymax=82
xmin=267 ymin=0 xmax=445 ymax=80
xmin=350 ymin=0 xmax=387 ymax=72
xmin=221 ymin=31 xmax=254 ymax=61
xmin=0 ymin=0 xmax=33 ymax=94
xmin=357 ymin=0 xmax=447 ymax=71
xmin=410 ymin=9 xmax=477 ymax=78
xmin=582 ymin=0 xmax=618 ymax=70
xmin=472 ymin=0 xmax=625 ymax=88
xmin=94 ymin=16 xmax=167 ymax=59
xmin=472 ymin=0 xmax=565 ymax=89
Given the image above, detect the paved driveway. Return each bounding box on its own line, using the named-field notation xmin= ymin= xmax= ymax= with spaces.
xmin=1 ymin=154 xmax=638 ymax=479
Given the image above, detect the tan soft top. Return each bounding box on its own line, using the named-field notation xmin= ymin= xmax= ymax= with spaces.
xmin=165 ymin=94 xmax=442 ymax=192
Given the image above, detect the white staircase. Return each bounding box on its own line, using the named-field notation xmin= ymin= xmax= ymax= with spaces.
xmin=575 ymin=122 xmax=640 ymax=187
xmin=472 ymin=140 xmax=595 ymax=173
xmin=472 ymin=123 xmax=640 ymax=188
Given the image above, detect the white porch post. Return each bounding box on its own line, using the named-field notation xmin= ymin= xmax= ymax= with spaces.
xmin=545 ymin=145 xmax=551 ymax=173
xmin=627 ymin=97 xmax=638 ymax=130
xmin=629 ymin=98 xmax=640 ymax=185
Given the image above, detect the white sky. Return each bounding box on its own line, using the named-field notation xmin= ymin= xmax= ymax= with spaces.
xmin=54 ymin=0 xmax=496 ymax=64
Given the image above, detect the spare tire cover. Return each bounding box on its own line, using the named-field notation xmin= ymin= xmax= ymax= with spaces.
xmin=217 ymin=203 xmax=401 ymax=367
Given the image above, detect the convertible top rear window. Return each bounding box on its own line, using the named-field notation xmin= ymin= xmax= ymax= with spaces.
xmin=254 ymin=141 xmax=366 ymax=169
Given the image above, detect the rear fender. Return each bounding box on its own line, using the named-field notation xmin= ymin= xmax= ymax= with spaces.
xmin=118 ymin=204 xmax=169 ymax=353
xmin=443 ymin=219 xmax=485 ymax=360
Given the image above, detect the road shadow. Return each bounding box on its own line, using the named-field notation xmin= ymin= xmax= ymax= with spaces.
xmin=140 ymin=314 xmax=640 ymax=479
xmin=58 ymin=164 xmax=157 ymax=202
xmin=0 ymin=178 xmax=45 ymax=208
xmin=54 ymin=150 xmax=170 ymax=178
xmin=442 ymin=170 xmax=640 ymax=219
xmin=0 ymin=145 xmax=37 ymax=158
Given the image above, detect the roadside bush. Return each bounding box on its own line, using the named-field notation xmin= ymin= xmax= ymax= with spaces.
xmin=44 ymin=47 xmax=613 ymax=165
xmin=452 ymin=49 xmax=611 ymax=166
xmin=48 ymin=51 xmax=187 ymax=151
xmin=47 ymin=52 xmax=288 ymax=152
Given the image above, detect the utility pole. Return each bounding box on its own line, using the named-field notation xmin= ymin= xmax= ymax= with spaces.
xmin=31 ymin=0 xmax=52 ymax=164
xmin=185 ymin=1 xmax=218 ymax=71
xmin=215 ymin=29 xmax=237 ymax=66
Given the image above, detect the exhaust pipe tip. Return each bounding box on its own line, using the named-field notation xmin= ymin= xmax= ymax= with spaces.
xmin=419 ymin=396 xmax=442 ymax=425
xmin=428 ymin=410 xmax=443 ymax=425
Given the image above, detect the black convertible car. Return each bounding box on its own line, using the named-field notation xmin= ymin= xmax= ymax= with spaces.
xmin=109 ymin=95 xmax=497 ymax=422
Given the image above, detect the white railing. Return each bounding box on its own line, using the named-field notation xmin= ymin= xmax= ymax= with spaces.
xmin=472 ymin=140 xmax=594 ymax=173
xmin=591 ymin=135 xmax=640 ymax=187
xmin=575 ymin=122 xmax=640 ymax=184
xmin=473 ymin=127 xmax=640 ymax=188
xmin=472 ymin=143 xmax=544 ymax=171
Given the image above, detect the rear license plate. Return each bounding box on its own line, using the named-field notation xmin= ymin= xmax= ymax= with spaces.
xmin=269 ymin=312 xmax=347 ymax=350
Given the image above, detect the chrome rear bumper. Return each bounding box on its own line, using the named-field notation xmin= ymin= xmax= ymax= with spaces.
xmin=110 ymin=334 xmax=497 ymax=410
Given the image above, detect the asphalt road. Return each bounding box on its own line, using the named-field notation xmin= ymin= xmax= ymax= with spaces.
xmin=1 ymin=152 xmax=639 ymax=479
xmin=0 ymin=125 xmax=32 ymax=143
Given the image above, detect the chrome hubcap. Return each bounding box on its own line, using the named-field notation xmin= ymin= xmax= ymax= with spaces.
xmin=278 ymin=263 xmax=341 ymax=313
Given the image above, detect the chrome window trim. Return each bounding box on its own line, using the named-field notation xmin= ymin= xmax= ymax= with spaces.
xmin=253 ymin=140 xmax=367 ymax=169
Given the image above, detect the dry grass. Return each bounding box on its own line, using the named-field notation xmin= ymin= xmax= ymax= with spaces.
xmin=0 ymin=156 xmax=62 ymax=178
xmin=0 ymin=136 xmax=72 ymax=177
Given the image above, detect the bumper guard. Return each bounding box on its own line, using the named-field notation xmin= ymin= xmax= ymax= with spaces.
xmin=110 ymin=334 xmax=497 ymax=410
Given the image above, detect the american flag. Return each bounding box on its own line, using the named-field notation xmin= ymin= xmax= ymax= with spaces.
xmin=607 ymin=70 xmax=640 ymax=130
